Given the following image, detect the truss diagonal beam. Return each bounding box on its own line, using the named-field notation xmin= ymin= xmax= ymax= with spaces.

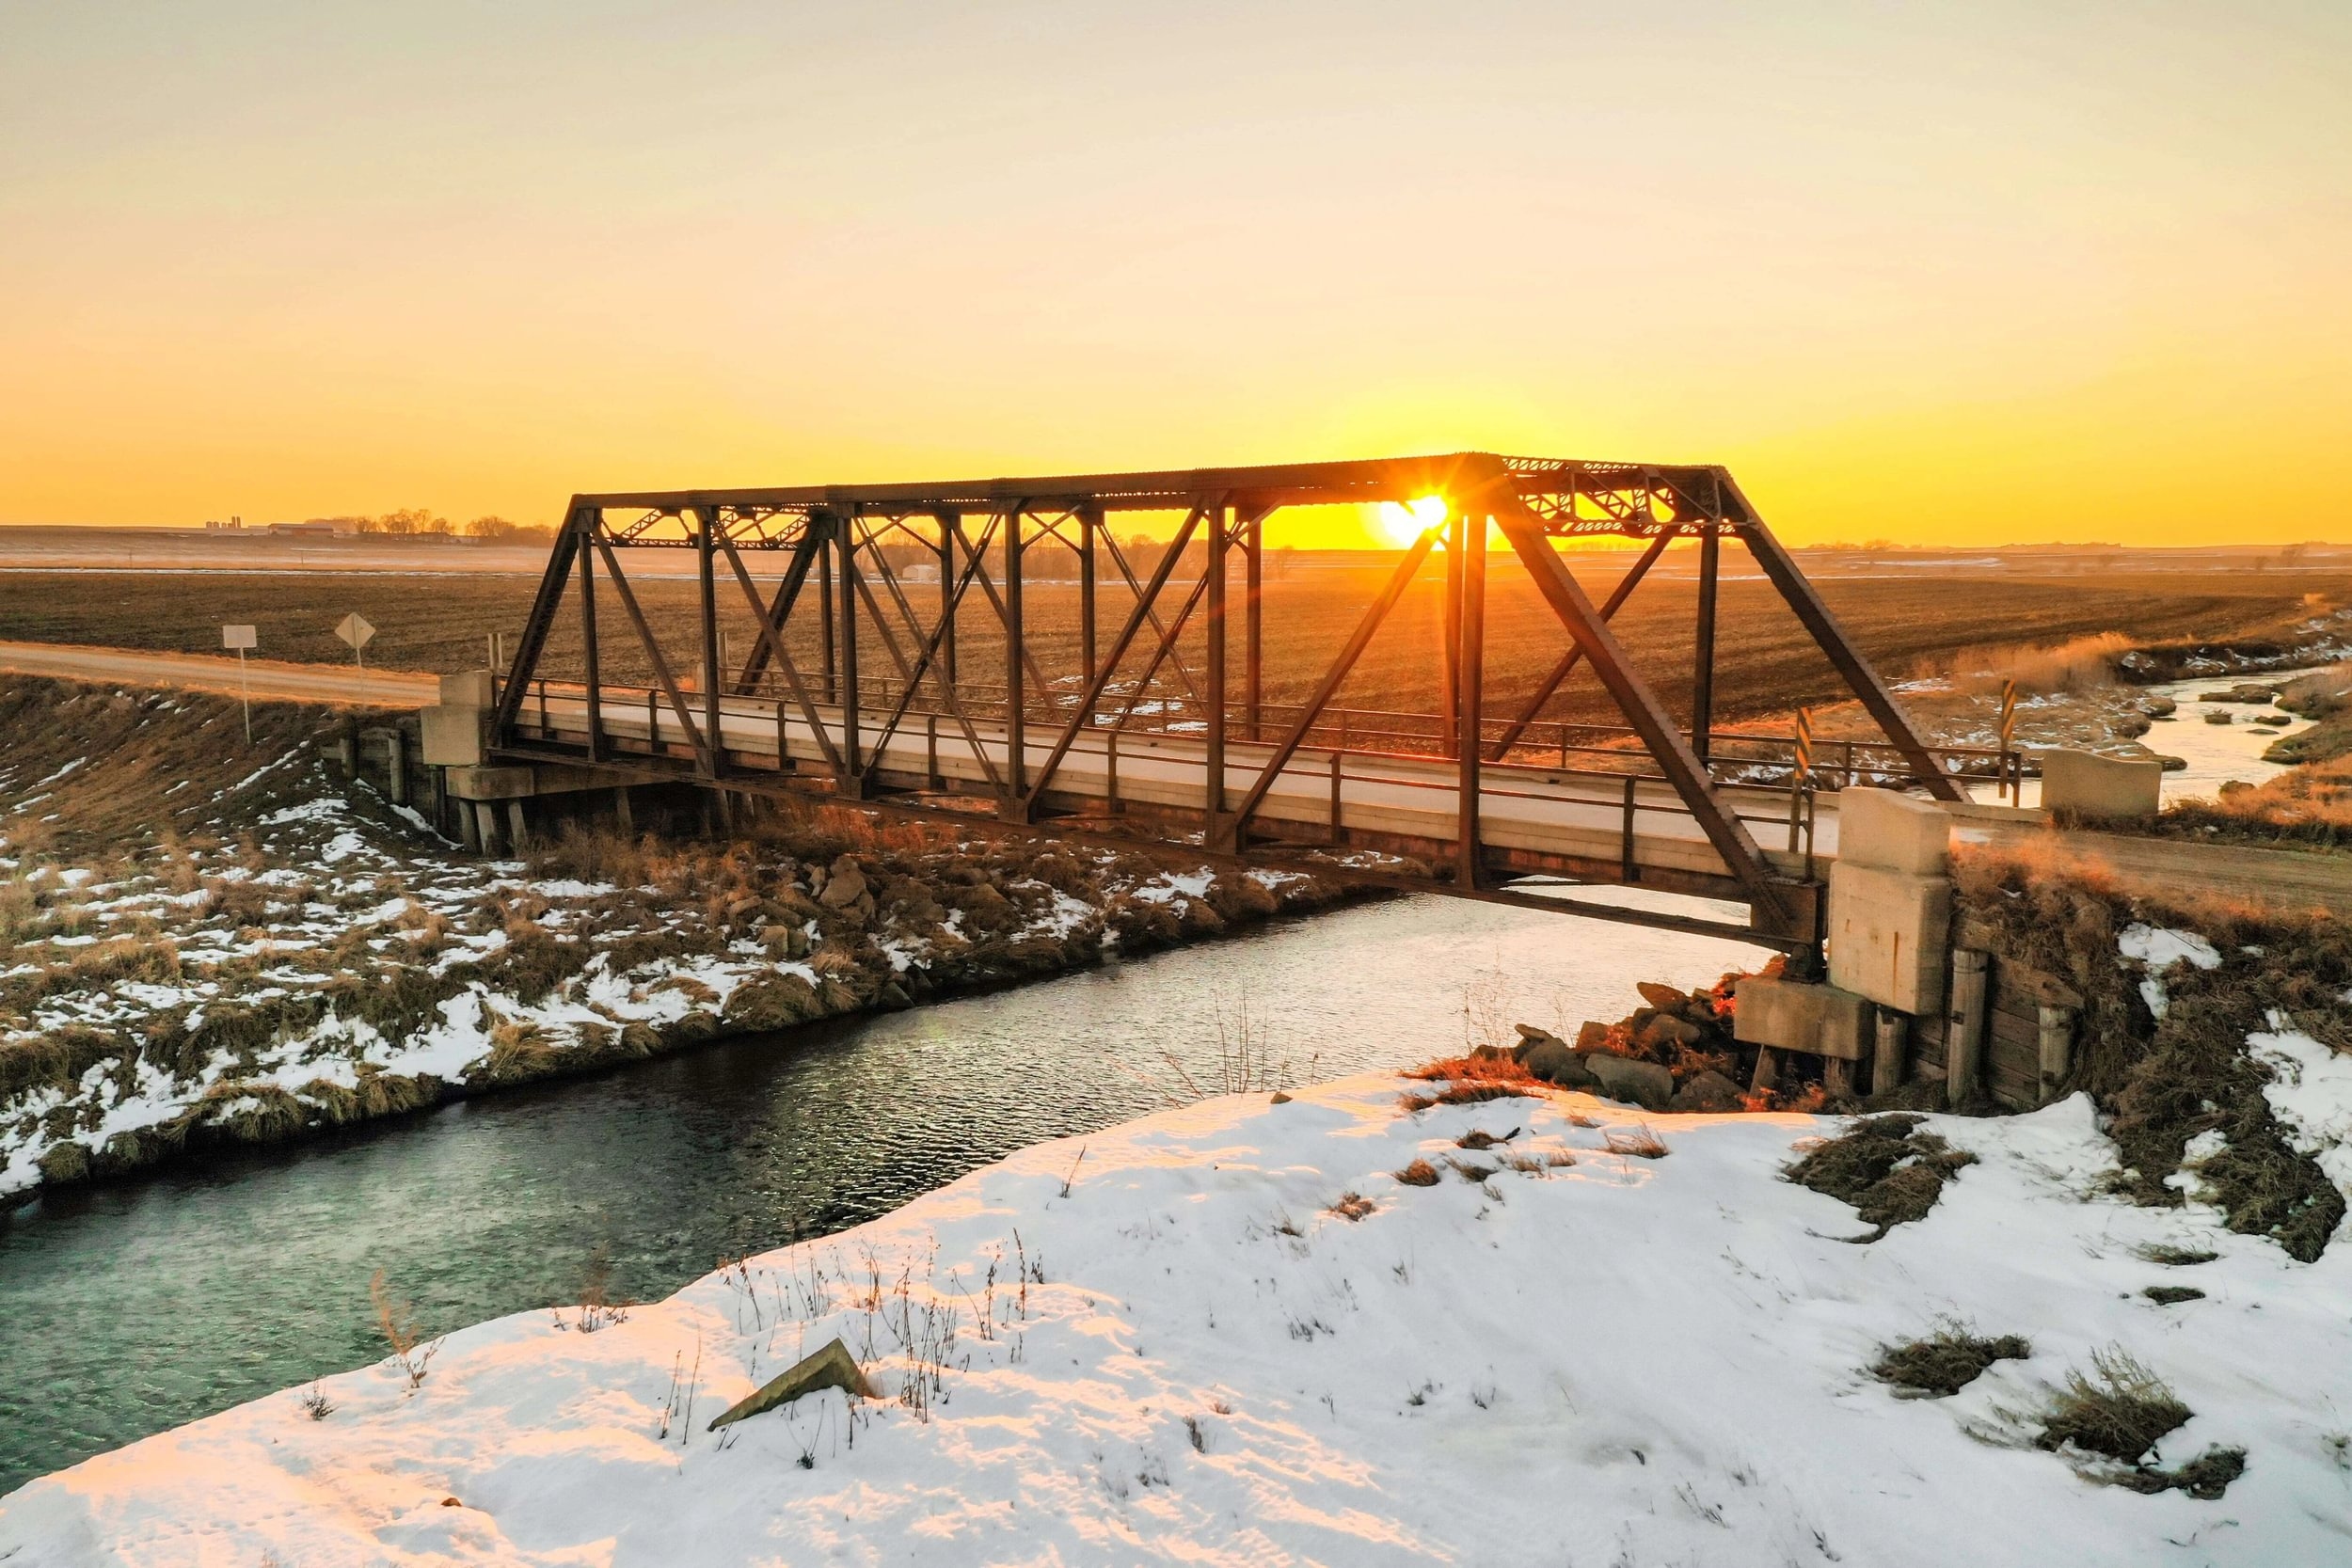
xmin=1727 ymin=485 xmax=1964 ymax=801
xmin=1486 ymin=527 xmax=1676 ymax=760
xmin=717 ymin=533 xmax=846 ymax=778
xmin=1230 ymin=525 xmax=1441 ymax=834
xmin=1480 ymin=466 xmax=1787 ymax=922
xmin=1023 ymin=506 xmax=1207 ymax=808
xmin=593 ymin=533 xmax=713 ymax=773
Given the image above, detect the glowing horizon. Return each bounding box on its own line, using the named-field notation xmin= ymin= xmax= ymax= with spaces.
xmin=2 ymin=4 xmax=2345 ymax=547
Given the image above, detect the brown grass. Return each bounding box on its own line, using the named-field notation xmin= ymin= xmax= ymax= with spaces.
xmin=1786 ymin=1115 xmax=1974 ymax=1238
xmin=1393 ymin=1158 xmax=1439 ymax=1187
xmin=1946 ymin=632 xmax=2132 ymax=696
xmin=1872 ymin=1325 xmax=2031 ymax=1397
xmin=1953 ymin=844 xmax=2349 ymax=1260
xmin=1327 ymin=1191 xmax=1375 ymax=1222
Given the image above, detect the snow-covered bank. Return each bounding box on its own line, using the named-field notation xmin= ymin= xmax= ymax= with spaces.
xmin=0 ymin=677 xmax=1354 ymax=1201
xmin=8 ymin=1077 xmax=2346 ymax=1564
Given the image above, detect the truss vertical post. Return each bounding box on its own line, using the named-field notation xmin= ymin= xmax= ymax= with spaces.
xmin=695 ymin=508 xmax=724 ymax=780
xmin=1455 ymin=503 xmax=1486 ymax=888
xmin=1441 ymin=524 xmax=1462 ymax=753
xmin=935 ymin=511 xmax=960 ymax=696
xmin=1244 ymin=507 xmax=1263 ymax=741
xmin=1205 ymin=500 xmax=1231 ymax=848
xmin=1001 ymin=505 xmax=1027 ymax=817
xmin=817 ymin=526 xmax=836 ymax=704
xmin=577 ymin=513 xmax=603 ymax=762
xmin=836 ymin=513 xmax=867 ymax=797
xmin=1078 ymin=502 xmax=1099 ymax=688
xmin=1692 ymin=523 xmax=1720 ymax=763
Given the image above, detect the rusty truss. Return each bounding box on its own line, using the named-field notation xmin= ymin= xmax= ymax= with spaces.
xmin=488 ymin=452 xmax=1976 ymax=952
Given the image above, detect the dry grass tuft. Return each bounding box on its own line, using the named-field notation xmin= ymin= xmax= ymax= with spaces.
xmin=2135 ymin=1243 xmax=2217 ymax=1267
xmin=1393 ymin=1158 xmax=1439 ymax=1188
xmin=1603 ymin=1124 xmax=1669 ymax=1160
xmin=1871 ymin=1324 xmax=2030 ymax=1397
xmin=1326 ymin=1191 xmax=1375 ymax=1222
xmin=2141 ymin=1285 xmax=2204 ymax=1306
xmin=1785 ymin=1114 xmax=1973 ymax=1239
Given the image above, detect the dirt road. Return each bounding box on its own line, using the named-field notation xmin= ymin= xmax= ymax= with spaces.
xmin=0 ymin=640 xmax=437 ymax=707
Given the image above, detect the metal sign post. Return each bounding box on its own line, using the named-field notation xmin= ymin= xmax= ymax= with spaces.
xmin=1998 ymin=678 xmax=2020 ymax=802
xmin=336 ymin=612 xmax=376 ymax=669
xmin=221 ymin=624 xmax=257 ymax=742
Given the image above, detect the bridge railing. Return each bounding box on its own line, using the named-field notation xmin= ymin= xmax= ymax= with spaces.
xmin=496 ymin=667 xmax=2013 ymax=800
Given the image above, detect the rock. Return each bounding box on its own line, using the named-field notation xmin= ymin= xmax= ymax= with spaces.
xmin=1583 ymin=1052 xmax=1676 ymax=1111
xmin=1269 ymin=1090 xmax=1293 ymax=1104
xmin=2202 ymin=710 xmax=2233 ymax=725
xmin=819 ymin=860 xmax=869 ymax=909
xmin=1636 ymin=1013 xmax=1707 ymax=1052
xmin=2218 ymin=780 xmax=2254 ymax=797
xmin=1522 ymin=1039 xmax=1596 ymax=1089
xmin=1510 ymin=1024 xmax=1565 ymax=1063
xmin=1635 ymin=981 xmax=1688 ymax=1011
xmin=1672 ymin=1069 xmax=1746 ymax=1113
xmin=707 ymin=1337 xmax=877 ymax=1431
xmin=1470 ymin=1044 xmax=1515 ymax=1065
xmin=2199 ymin=683 xmax=2280 ymax=705
xmin=1574 ymin=1021 xmax=1612 ymax=1052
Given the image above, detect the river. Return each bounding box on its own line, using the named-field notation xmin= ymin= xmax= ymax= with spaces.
xmin=3 ymin=665 xmax=2324 ymax=1494
xmin=0 ymin=890 xmax=1765 ymax=1495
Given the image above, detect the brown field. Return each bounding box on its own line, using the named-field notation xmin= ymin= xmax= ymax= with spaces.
xmin=1 ymin=559 xmax=2344 ymax=733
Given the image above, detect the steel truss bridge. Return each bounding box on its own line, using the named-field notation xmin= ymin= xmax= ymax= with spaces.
xmin=489 ymin=452 xmax=1983 ymax=953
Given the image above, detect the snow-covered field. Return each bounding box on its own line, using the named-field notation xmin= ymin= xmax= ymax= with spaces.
xmin=8 ymin=1074 xmax=2346 ymax=1565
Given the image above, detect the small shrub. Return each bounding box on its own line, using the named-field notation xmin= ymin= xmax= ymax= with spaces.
xmin=1448 ymin=1158 xmax=1497 ymax=1183
xmin=1871 ymin=1325 xmax=2030 ymax=1397
xmin=1327 ymin=1191 xmax=1375 ymax=1222
xmin=2037 ymin=1347 xmax=2189 ymax=1465
xmin=1394 ymin=1158 xmax=1439 ymax=1187
xmin=297 ymin=1383 xmax=335 ymax=1420
xmin=371 ymin=1268 xmax=442 ymax=1392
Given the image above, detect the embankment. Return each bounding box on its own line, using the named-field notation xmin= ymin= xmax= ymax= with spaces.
xmin=0 ymin=676 xmax=1360 ymax=1201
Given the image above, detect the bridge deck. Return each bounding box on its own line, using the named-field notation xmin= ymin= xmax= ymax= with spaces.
xmin=501 ymin=681 xmax=1842 ymax=900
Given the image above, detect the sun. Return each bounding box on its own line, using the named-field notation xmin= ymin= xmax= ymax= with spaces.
xmin=1373 ymin=495 xmax=1448 ymax=546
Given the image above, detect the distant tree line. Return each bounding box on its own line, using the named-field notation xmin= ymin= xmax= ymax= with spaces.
xmin=330 ymin=509 xmax=554 ymax=542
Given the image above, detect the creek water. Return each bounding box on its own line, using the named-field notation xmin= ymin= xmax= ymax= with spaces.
xmin=0 ymin=890 xmax=1765 ymax=1495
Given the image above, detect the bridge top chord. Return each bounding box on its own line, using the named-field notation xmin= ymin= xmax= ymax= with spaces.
xmin=572 ymin=452 xmax=1757 ymax=541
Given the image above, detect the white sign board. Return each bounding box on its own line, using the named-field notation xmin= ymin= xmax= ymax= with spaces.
xmin=221 ymin=624 xmax=257 ymax=651
xmin=335 ymin=612 xmax=376 ymax=652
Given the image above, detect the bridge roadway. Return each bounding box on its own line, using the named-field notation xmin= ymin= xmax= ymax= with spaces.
xmin=499 ymin=679 xmax=1846 ymax=898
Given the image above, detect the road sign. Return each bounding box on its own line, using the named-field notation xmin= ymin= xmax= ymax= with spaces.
xmin=336 ymin=612 xmax=376 ymax=668
xmin=221 ymin=626 xmax=256 ymax=741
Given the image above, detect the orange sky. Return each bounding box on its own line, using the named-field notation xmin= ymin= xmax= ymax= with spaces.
xmin=2 ymin=3 xmax=2345 ymax=546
